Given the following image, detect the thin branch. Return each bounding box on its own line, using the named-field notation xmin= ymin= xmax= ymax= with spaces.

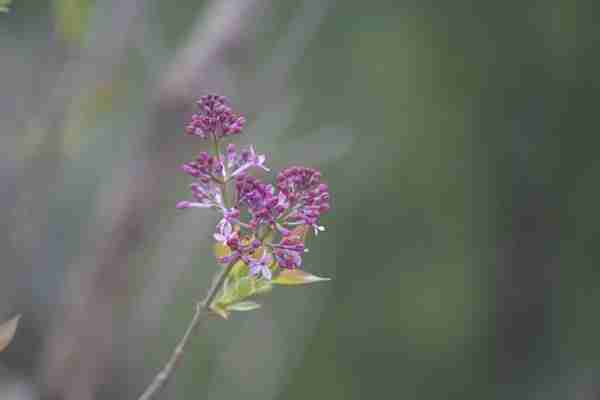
xmin=137 ymin=258 xmax=238 ymax=400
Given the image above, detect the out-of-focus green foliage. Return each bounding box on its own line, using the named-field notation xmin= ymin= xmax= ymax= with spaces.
xmin=0 ymin=0 xmax=11 ymax=13
xmin=53 ymin=0 xmax=93 ymax=44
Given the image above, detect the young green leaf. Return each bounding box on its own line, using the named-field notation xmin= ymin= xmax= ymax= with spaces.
xmin=227 ymin=301 xmax=261 ymax=312
xmin=0 ymin=314 xmax=20 ymax=352
xmin=272 ymin=270 xmax=331 ymax=285
xmin=253 ymin=280 xmax=273 ymax=295
xmin=225 ymin=276 xmax=252 ymax=305
xmin=217 ymin=275 xmax=251 ymax=305
xmin=210 ymin=303 xmax=230 ymax=320
xmin=229 ymin=259 xmax=249 ymax=280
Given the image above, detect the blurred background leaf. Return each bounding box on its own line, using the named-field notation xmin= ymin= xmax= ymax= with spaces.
xmin=0 ymin=315 xmax=20 ymax=352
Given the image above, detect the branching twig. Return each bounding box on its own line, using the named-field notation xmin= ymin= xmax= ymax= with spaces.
xmin=137 ymin=258 xmax=237 ymax=400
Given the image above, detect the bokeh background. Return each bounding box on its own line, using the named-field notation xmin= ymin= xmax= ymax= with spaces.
xmin=1 ymin=0 xmax=599 ymax=399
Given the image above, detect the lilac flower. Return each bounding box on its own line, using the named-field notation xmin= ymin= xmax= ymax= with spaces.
xmin=176 ymin=183 xmax=222 ymax=209
xmin=214 ymin=207 xmax=240 ymax=243
xmin=185 ymin=95 xmax=246 ymax=139
xmin=214 ymin=218 xmax=233 ymax=243
xmin=181 ymin=151 xmax=223 ymax=181
xmin=226 ymin=144 xmax=269 ymax=178
xmin=217 ymin=235 xmax=261 ymax=265
xmin=176 ymin=200 xmax=211 ymax=209
xmin=179 ymin=147 xmax=270 ymax=242
xmin=244 ymin=251 xmax=273 ymax=280
xmin=270 ymin=236 xmax=306 ymax=270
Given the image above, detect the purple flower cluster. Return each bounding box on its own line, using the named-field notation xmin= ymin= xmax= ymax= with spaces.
xmin=185 ymin=95 xmax=246 ymax=139
xmin=178 ymin=95 xmax=330 ymax=280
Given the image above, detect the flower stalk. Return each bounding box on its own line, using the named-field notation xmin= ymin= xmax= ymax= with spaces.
xmin=137 ymin=257 xmax=238 ymax=400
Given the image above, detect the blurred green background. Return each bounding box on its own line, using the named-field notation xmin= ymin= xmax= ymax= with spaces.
xmin=1 ymin=0 xmax=599 ymax=399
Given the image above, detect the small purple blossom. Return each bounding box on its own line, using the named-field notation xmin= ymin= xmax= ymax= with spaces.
xmin=214 ymin=207 xmax=240 ymax=243
xmin=226 ymin=144 xmax=269 ymax=178
xmin=181 ymin=151 xmax=223 ymax=181
xmin=244 ymin=251 xmax=273 ymax=280
xmin=270 ymin=236 xmax=306 ymax=270
xmin=217 ymin=235 xmax=261 ymax=265
xmin=176 ymin=182 xmax=223 ymax=210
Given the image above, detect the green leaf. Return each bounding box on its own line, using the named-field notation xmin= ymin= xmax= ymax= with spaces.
xmin=230 ymin=259 xmax=249 ymax=280
xmin=215 ymin=242 xmax=250 ymax=280
xmin=233 ymin=276 xmax=254 ymax=300
xmin=216 ymin=274 xmax=256 ymax=306
xmin=272 ymin=270 xmax=331 ymax=285
xmin=227 ymin=301 xmax=261 ymax=312
xmin=254 ymin=280 xmax=273 ymax=294
xmin=0 ymin=314 xmax=20 ymax=352
xmin=210 ymin=303 xmax=230 ymax=320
